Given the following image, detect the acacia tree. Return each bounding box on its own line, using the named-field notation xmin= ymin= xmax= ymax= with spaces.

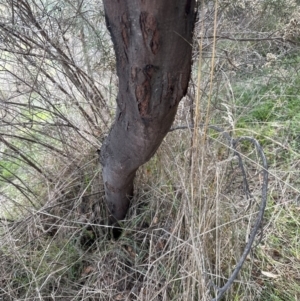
xmin=101 ymin=0 xmax=196 ymax=223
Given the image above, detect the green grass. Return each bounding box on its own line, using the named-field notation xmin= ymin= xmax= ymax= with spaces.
xmin=230 ymin=57 xmax=300 ymax=300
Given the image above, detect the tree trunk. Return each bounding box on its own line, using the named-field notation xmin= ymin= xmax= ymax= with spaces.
xmin=101 ymin=0 xmax=196 ymax=223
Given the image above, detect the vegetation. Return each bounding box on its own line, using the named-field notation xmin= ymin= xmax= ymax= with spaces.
xmin=0 ymin=0 xmax=300 ymax=300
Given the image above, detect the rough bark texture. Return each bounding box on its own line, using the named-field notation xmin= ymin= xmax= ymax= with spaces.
xmin=101 ymin=0 xmax=196 ymax=223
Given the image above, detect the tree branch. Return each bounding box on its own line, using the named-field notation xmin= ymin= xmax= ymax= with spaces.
xmin=201 ymin=35 xmax=296 ymax=45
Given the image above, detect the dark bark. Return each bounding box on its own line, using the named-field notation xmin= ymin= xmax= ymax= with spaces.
xmin=101 ymin=0 xmax=196 ymax=223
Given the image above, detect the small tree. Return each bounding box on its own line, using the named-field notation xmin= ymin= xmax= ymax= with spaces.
xmin=101 ymin=0 xmax=196 ymax=224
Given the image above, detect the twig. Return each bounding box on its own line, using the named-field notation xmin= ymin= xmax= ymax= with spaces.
xmin=201 ymin=35 xmax=296 ymax=45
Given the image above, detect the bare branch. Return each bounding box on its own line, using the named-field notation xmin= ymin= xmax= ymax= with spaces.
xmin=202 ymin=35 xmax=296 ymax=45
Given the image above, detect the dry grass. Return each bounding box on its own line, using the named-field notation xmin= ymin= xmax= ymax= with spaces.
xmin=1 ymin=1 xmax=300 ymax=300
xmin=0 ymin=98 xmax=299 ymax=301
xmin=0 ymin=125 xmax=274 ymax=300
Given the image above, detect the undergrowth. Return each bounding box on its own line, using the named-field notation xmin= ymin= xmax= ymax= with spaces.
xmin=1 ymin=1 xmax=300 ymax=300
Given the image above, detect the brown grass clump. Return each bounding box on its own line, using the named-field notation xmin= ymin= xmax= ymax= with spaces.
xmin=0 ymin=122 xmax=268 ymax=300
